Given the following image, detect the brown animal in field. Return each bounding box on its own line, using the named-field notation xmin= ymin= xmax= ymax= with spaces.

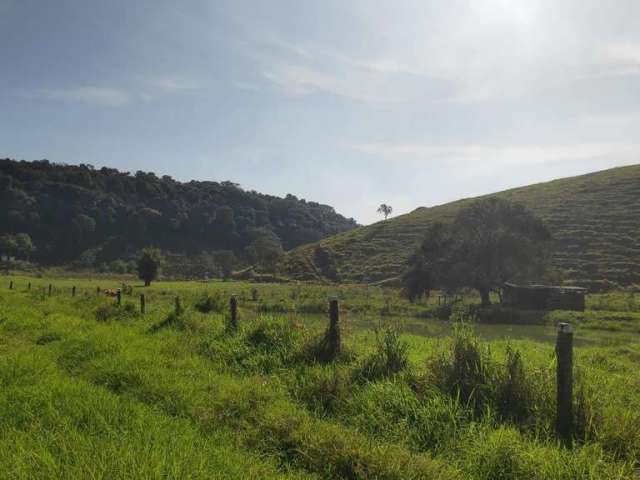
xmin=291 ymin=321 xmax=305 ymax=331
xmin=104 ymin=289 xmax=120 ymax=297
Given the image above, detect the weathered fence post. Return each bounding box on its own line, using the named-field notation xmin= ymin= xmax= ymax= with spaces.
xmin=556 ymin=322 xmax=574 ymax=446
xmin=72 ymin=286 xmax=76 ymax=297
xmin=175 ymin=296 xmax=182 ymax=315
xmin=116 ymin=289 xmax=121 ymax=306
xmin=9 ymin=280 xmax=13 ymax=290
xmin=230 ymin=296 xmax=238 ymax=331
xmin=327 ymin=298 xmax=341 ymax=358
xmin=48 ymin=284 xmax=52 ymax=296
xmin=140 ymin=294 xmax=146 ymax=315
xmin=28 ymin=282 xmax=31 ymax=291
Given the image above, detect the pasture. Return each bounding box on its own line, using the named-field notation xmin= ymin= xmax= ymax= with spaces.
xmin=1 ymin=275 xmax=640 ymax=479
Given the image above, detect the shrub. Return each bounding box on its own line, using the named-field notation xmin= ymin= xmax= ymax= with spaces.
xmin=289 ymin=365 xmax=350 ymax=416
xmin=194 ymin=293 xmax=226 ymax=314
xmin=149 ymin=303 xmax=201 ymax=333
xmin=426 ymin=326 xmax=545 ymax=425
xmin=95 ymin=302 xmax=138 ymax=322
xmin=341 ymin=381 xmax=469 ymax=454
xmin=245 ymin=316 xmax=306 ymax=367
xmin=496 ymin=347 xmax=534 ymax=423
xmin=35 ymin=332 xmax=62 ymax=345
xmin=426 ymin=324 xmax=495 ymax=415
xmin=355 ymin=327 xmax=409 ymax=382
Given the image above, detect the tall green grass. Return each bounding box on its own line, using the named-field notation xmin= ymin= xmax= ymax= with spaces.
xmin=1 ymin=278 xmax=639 ymax=478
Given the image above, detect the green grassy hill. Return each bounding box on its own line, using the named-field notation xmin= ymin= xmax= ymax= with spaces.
xmin=284 ymin=165 xmax=640 ymax=287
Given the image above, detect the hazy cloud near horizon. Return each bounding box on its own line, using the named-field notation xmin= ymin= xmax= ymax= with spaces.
xmin=1 ymin=0 xmax=639 ymax=224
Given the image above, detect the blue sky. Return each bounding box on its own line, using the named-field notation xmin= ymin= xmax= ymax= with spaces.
xmin=1 ymin=0 xmax=639 ymax=224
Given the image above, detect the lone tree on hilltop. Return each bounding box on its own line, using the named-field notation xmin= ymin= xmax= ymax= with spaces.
xmin=137 ymin=247 xmax=163 ymax=286
xmin=402 ymin=198 xmax=552 ymax=306
xmin=377 ymin=204 xmax=393 ymax=221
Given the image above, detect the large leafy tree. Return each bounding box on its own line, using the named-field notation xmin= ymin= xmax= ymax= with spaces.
xmin=137 ymin=247 xmax=163 ymax=286
xmin=402 ymin=198 xmax=552 ymax=305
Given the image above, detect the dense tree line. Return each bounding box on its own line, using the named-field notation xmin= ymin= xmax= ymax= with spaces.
xmin=0 ymin=159 xmax=357 ymax=272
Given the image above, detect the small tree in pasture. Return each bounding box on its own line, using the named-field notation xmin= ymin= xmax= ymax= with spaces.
xmin=137 ymin=247 xmax=163 ymax=286
xmin=377 ymin=204 xmax=393 ymax=221
xmin=214 ymin=250 xmax=237 ymax=280
xmin=0 ymin=233 xmax=35 ymax=260
xmin=251 ymin=229 xmax=284 ymax=272
xmin=402 ymin=198 xmax=552 ymax=305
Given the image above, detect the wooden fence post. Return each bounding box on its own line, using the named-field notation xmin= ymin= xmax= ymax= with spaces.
xmin=96 ymin=286 xmax=100 ymax=296
xmin=327 ymin=298 xmax=341 ymax=358
xmin=9 ymin=280 xmax=13 ymax=290
xmin=230 ymin=296 xmax=238 ymax=331
xmin=140 ymin=294 xmax=145 ymax=315
xmin=28 ymin=282 xmax=31 ymax=291
xmin=556 ymin=322 xmax=574 ymax=446
xmin=72 ymin=286 xmax=76 ymax=297
xmin=175 ymin=296 xmax=182 ymax=316
xmin=48 ymin=284 xmax=52 ymax=296
xmin=116 ymin=289 xmax=121 ymax=306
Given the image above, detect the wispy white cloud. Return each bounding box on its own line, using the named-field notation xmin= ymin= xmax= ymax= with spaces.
xmin=256 ymin=33 xmax=312 ymax=59
xmin=145 ymin=76 xmax=200 ymax=92
xmin=604 ymin=41 xmax=640 ymax=65
xmin=246 ymin=1 xmax=640 ymax=106
xmin=344 ymin=142 xmax=640 ymax=167
xmin=27 ymin=75 xmax=201 ymax=107
xmin=33 ymin=87 xmax=131 ymax=107
xmin=262 ymin=64 xmax=404 ymax=105
xmin=233 ymin=81 xmax=264 ymax=93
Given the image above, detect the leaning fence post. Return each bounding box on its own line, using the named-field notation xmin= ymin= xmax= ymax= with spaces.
xmin=327 ymin=298 xmax=341 ymax=358
xmin=230 ymin=296 xmax=238 ymax=331
xmin=140 ymin=294 xmax=146 ymax=315
xmin=556 ymin=322 xmax=574 ymax=446
xmin=48 ymin=284 xmax=52 ymax=296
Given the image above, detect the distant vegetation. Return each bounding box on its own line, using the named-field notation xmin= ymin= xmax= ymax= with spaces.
xmin=403 ymin=198 xmax=552 ymax=304
xmin=0 ymin=158 xmax=357 ymax=275
xmin=286 ymin=165 xmax=640 ymax=288
xmin=377 ymin=203 xmax=393 ymax=220
xmin=136 ymin=247 xmax=163 ymax=286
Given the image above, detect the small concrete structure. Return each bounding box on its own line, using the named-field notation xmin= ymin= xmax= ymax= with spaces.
xmin=503 ymin=283 xmax=586 ymax=311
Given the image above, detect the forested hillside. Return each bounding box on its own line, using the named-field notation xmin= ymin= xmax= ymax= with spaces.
xmin=285 ymin=165 xmax=640 ymax=288
xmin=0 ymin=159 xmax=357 ymax=271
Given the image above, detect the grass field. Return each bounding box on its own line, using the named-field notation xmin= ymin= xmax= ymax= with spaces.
xmin=2 ymin=275 xmax=640 ymax=479
xmin=284 ymin=164 xmax=640 ymax=286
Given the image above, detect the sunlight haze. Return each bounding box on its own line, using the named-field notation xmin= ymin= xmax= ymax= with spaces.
xmin=1 ymin=0 xmax=638 ymax=223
